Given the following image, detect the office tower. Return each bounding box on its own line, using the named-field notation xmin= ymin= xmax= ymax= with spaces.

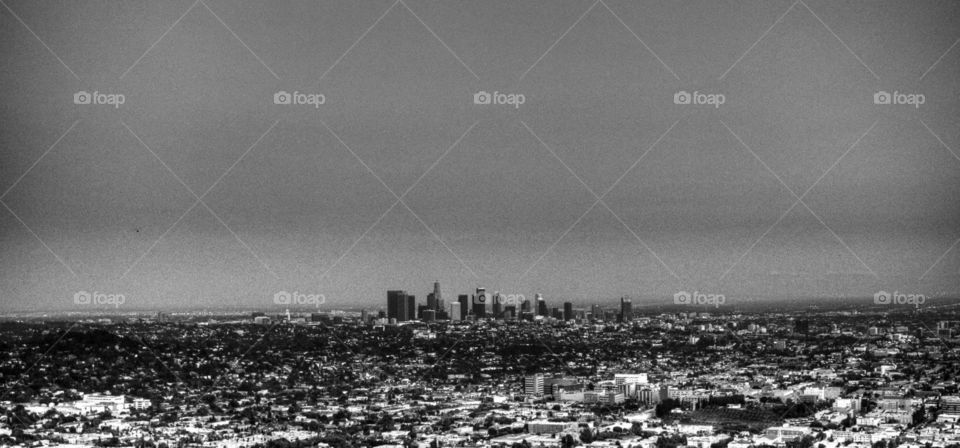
xmin=473 ymin=287 xmax=487 ymax=318
xmin=504 ymin=305 xmax=517 ymax=320
xmin=427 ymin=292 xmax=437 ymax=311
xmin=422 ymin=309 xmax=436 ymax=322
xmin=620 ymin=297 xmax=632 ymax=323
xmin=521 ymin=297 xmax=532 ymax=313
xmin=525 ymin=373 xmax=544 ymax=395
xmin=537 ymin=294 xmax=548 ymax=316
xmin=563 ymin=302 xmax=573 ymax=321
xmin=551 ymin=307 xmax=561 ymax=319
xmin=458 ymin=295 xmax=469 ymax=320
xmin=591 ymin=304 xmax=602 ymax=320
xmin=492 ymin=292 xmax=502 ymax=318
xmin=418 ymin=304 xmax=431 ymax=320
xmin=433 ymin=281 xmax=442 ymax=309
xmin=360 ymin=309 xmax=369 ymax=324
xmin=387 ymin=290 xmax=406 ymax=321
xmin=406 ymin=295 xmax=416 ymax=321
xmin=450 ymin=302 xmax=462 ymax=321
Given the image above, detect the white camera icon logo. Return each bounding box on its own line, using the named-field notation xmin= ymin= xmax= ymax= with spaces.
xmin=874 ymin=290 xmax=891 ymax=304
xmin=74 ymin=290 xmax=92 ymax=305
xmin=673 ymin=91 xmax=692 ymax=105
xmin=74 ymin=91 xmax=92 ymax=105
xmin=873 ymin=91 xmax=892 ymax=105
xmin=274 ymin=91 xmax=292 ymax=105
xmin=673 ymin=291 xmax=692 ymax=305
xmin=474 ymin=91 xmax=492 ymax=105
xmin=274 ymin=290 xmax=292 ymax=304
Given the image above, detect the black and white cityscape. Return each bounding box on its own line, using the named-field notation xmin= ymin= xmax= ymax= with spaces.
xmin=1 ymin=1 xmax=960 ymax=448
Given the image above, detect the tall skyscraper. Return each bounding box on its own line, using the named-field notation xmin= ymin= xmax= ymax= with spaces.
xmin=521 ymin=297 xmax=532 ymax=313
xmin=406 ymin=295 xmax=416 ymax=321
xmin=427 ymin=292 xmax=437 ymax=311
xmin=387 ymin=290 xmax=409 ymax=322
xmin=620 ymin=297 xmax=632 ymax=323
xmin=458 ymin=295 xmax=469 ymax=320
xmin=536 ymin=293 xmax=547 ymax=316
xmin=492 ymin=292 xmax=503 ymax=318
xmin=450 ymin=302 xmax=461 ymax=322
xmin=563 ymin=302 xmax=573 ymax=321
xmin=433 ymin=281 xmax=442 ymax=310
xmin=473 ymin=287 xmax=487 ymax=318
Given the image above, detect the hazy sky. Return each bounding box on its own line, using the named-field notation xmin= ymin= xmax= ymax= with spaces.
xmin=1 ymin=0 xmax=959 ymax=311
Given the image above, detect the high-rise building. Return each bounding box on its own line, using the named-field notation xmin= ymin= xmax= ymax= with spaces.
xmin=620 ymin=297 xmax=632 ymax=323
xmin=427 ymin=292 xmax=437 ymax=312
xmin=492 ymin=292 xmax=503 ymax=318
xmin=473 ymin=287 xmax=488 ymax=318
xmin=521 ymin=297 xmax=532 ymax=313
xmin=433 ymin=281 xmax=442 ymax=310
xmin=450 ymin=302 xmax=462 ymax=322
xmin=525 ymin=374 xmax=544 ymax=396
xmin=591 ymin=304 xmax=602 ymax=321
xmin=360 ymin=309 xmax=369 ymax=324
xmin=563 ymin=302 xmax=573 ymax=321
xmin=422 ymin=309 xmax=436 ymax=322
xmin=387 ymin=290 xmax=416 ymax=322
xmin=387 ymin=290 xmax=407 ymax=321
xmin=458 ymin=295 xmax=469 ymax=320
xmin=536 ymin=293 xmax=547 ymax=316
